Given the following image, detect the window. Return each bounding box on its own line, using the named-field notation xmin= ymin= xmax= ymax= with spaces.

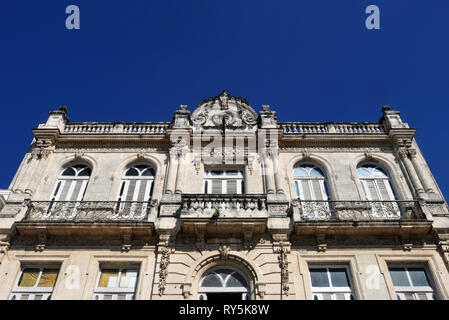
xmin=198 ymin=268 xmax=250 ymax=300
xmin=388 ymin=266 xmax=437 ymax=300
xmin=9 ymin=267 xmax=60 ymax=300
xmin=204 ymin=170 xmax=244 ymax=194
xmin=50 ymin=164 xmax=91 ymax=202
xmin=309 ymin=267 xmax=355 ymax=300
xmin=115 ymin=165 xmax=155 ymax=217
xmin=357 ymin=165 xmax=399 ymax=217
xmin=293 ymin=165 xmax=330 ymax=219
xmin=93 ymin=267 xmax=139 ymax=300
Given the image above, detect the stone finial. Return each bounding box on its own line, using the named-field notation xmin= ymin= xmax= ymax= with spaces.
xmin=59 ymin=106 xmax=68 ymax=114
xmin=382 ymin=105 xmax=391 ymax=113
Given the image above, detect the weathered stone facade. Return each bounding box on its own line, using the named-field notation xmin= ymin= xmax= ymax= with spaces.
xmin=0 ymin=90 xmax=448 ymax=300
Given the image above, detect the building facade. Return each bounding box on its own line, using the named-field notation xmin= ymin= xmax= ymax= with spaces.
xmin=0 ymin=90 xmax=448 ymax=300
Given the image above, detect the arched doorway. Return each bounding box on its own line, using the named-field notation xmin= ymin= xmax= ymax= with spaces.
xmin=198 ymin=267 xmax=250 ymax=301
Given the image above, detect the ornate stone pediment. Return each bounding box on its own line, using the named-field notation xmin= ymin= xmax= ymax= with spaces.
xmin=191 ymin=90 xmax=258 ymax=131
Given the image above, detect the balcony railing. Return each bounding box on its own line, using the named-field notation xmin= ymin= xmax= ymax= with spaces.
xmin=292 ymin=200 xmax=424 ymax=221
xmin=181 ymin=194 xmax=268 ymax=218
xmin=281 ymin=122 xmax=386 ymax=134
xmin=24 ymin=201 xmax=158 ymax=222
xmin=63 ymin=122 xmax=169 ymax=134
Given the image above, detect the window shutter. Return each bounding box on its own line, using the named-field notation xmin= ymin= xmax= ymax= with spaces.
xmin=125 ymin=180 xmax=137 ymax=201
xmin=212 ymin=180 xmax=222 ymax=194
xmin=69 ymin=180 xmax=84 ymax=201
xmin=363 ymin=180 xmax=380 ymax=201
xmin=300 ymin=180 xmax=312 ymax=200
xmin=227 ymin=180 xmax=237 ymax=194
xmin=311 ymin=180 xmax=325 ymax=200
xmin=57 ymin=181 xmax=71 ymax=201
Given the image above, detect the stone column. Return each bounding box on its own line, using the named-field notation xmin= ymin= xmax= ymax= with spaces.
xmin=175 ymin=149 xmax=187 ymax=194
xmin=408 ymin=148 xmax=434 ymax=193
xmin=165 ymin=149 xmax=179 ymax=194
xmin=271 ymin=149 xmax=284 ymax=194
xmin=398 ymin=147 xmax=424 ymax=194
xmin=263 ymin=151 xmax=275 ymax=194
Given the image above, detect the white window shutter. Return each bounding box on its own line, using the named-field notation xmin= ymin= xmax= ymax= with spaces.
xmin=227 ymin=180 xmax=237 ymax=194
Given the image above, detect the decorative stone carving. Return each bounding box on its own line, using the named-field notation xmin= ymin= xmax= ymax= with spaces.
xmin=35 ymin=232 xmax=47 ymax=252
xmin=192 ymin=90 xmax=258 ymax=131
xmin=218 ymin=244 xmax=231 ymax=260
xmin=276 ymin=243 xmax=289 ymax=296
xmin=158 ymin=246 xmax=171 ymax=296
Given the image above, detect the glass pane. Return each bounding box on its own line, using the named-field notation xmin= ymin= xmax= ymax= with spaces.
xmin=357 ymin=167 xmax=370 ymax=177
xmin=309 ymin=167 xmax=324 ymax=177
xmin=135 ymin=165 xmax=149 ymax=171
xmin=310 ymin=268 xmax=330 ymax=287
xmin=373 ymin=167 xmax=388 ymax=177
xmin=98 ymin=269 xmax=119 ymax=288
xmin=201 ymin=273 xmax=222 ymax=287
xmin=389 ymin=268 xmax=410 ymax=287
xmin=78 ymin=167 xmax=91 ymax=176
xmin=408 ymin=268 xmax=431 ymax=287
xmin=226 ymin=273 xmax=248 ymax=288
xmin=18 ymin=268 xmax=40 ymax=287
xmin=62 ymin=167 xmax=76 ymax=176
xmin=141 ymin=168 xmax=155 ymax=176
xmin=330 ymin=268 xmax=350 ymax=287
xmin=119 ymin=270 xmax=138 ymax=288
xmin=125 ymin=168 xmax=139 ymax=176
xmin=293 ymin=167 xmax=307 ymax=177
xmin=211 ymin=171 xmax=223 ymax=176
xmin=226 ymin=170 xmax=238 ymax=175
xmin=37 ymin=269 xmax=59 ymax=287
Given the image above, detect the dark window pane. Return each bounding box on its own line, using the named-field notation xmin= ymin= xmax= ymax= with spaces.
xmin=330 ymin=268 xmax=350 ymax=287
xmin=125 ymin=168 xmax=139 ymax=176
xmin=389 ymin=268 xmax=410 ymax=287
xmin=201 ymin=274 xmax=222 ymax=287
xmin=226 ymin=273 xmax=248 ymax=288
xmin=62 ymin=167 xmax=76 ymax=176
xmin=141 ymin=168 xmax=154 ymax=176
xmin=310 ymin=268 xmax=329 ymax=287
xmin=408 ymin=268 xmax=430 ymax=287
xmin=211 ymin=171 xmax=223 ymax=176
xmin=78 ymin=167 xmax=91 ymax=176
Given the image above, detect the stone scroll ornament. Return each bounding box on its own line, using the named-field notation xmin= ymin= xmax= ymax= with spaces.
xmin=158 ymin=247 xmax=171 ymax=296
xmin=191 ymin=90 xmax=258 ymax=130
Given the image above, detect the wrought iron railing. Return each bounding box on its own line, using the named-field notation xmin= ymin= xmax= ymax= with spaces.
xmin=291 ymin=200 xmax=424 ymax=221
xmin=24 ymin=201 xmax=158 ymax=222
xmin=181 ymin=194 xmax=268 ymax=218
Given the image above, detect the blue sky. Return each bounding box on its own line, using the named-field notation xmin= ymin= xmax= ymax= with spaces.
xmin=0 ymin=1 xmax=448 ymax=199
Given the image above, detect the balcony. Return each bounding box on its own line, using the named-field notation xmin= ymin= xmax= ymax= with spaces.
xmin=16 ymin=201 xmax=158 ymax=240
xmin=24 ymin=201 xmax=158 ymax=222
xmin=179 ymin=194 xmax=269 ymax=237
xmin=180 ymin=194 xmax=268 ymax=219
xmin=291 ymin=200 xmax=431 ymax=237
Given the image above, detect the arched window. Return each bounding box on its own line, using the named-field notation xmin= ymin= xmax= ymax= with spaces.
xmin=357 ymin=165 xmax=396 ymax=201
xmin=117 ymin=165 xmax=155 ymax=202
xmin=50 ymin=164 xmax=91 ymax=202
xmin=293 ymin=164 xmax=329 ymax=201
xmin=198 ymin=268 xmax=250 ymax=300
xmin=115 ymin=165 xmax=155 ymax=217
